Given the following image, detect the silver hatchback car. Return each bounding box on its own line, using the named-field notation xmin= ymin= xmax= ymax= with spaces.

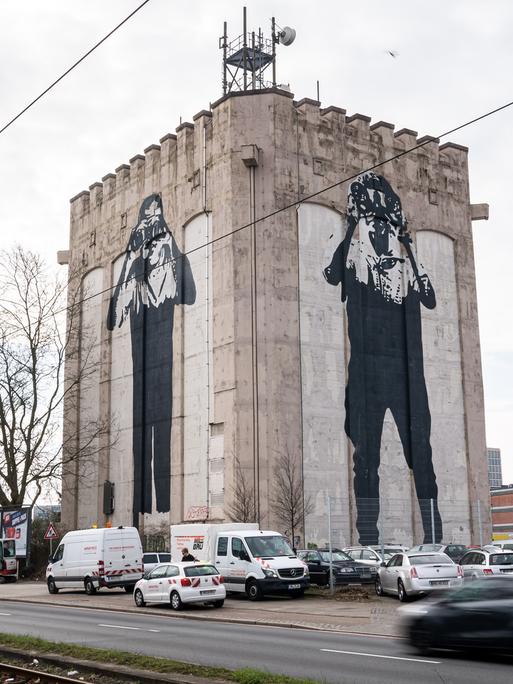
xmin=458 ymin=549 xmax=513 ymax=579
xmin=376 ymin=552 xmax=463 ymax=601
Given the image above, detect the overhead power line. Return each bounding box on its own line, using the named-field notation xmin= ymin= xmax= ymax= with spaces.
xmin=2 ymin=96 xmax=513 ymax=338
xmin=0 ymin=0 xmax=151 ymax=137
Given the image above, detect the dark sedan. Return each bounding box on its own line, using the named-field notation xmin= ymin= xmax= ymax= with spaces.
xmin=401 ymin=576 xmax=513 ymax=654
xmin=297 ymin=549 xmax=376 ymax=585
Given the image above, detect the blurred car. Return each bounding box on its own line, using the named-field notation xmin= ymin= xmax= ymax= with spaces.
xmin=407 ymin=544 xmax=469 ymax=563
xmin=375 ymin=552 xmax=463 ymax=601
xmin=142 ymin=552 xmax=171 ymax=574
xmin=134 ymin=562 xmax=226 ymax=610
xmin=297 ymin=549 xmax=376 ymax=585
xmin=343 ymin=546 xmax=408 ymax=568
xmin=459 ymin=549 xmax=513 ymax=579
xmin=401 ymin=577 xmax=513 ymax=654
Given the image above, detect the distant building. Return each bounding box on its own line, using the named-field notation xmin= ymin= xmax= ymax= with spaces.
xmin=487 ymin=447 xmax=503 ymax=488
xmin=490 ymin=485 xmax=513 ymax=539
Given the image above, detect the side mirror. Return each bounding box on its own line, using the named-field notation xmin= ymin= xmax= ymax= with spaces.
xmin=241 ymin=552 xmax=250 ymax=562
xmin=380 ymin=562 xmax=387 ymax=568
xmin=143 ymin=572 xmax=150 ymax=580
xmin=48 ymin=556 xmax=53 ymax=563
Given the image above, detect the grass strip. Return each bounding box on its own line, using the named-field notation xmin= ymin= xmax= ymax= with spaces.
xmin=0 ymin=632 xmax=319 ymax=684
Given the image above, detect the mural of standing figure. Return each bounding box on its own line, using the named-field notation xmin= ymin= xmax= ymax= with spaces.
xmin=107 ymin=194 xmax=196 ymax=526
xmin=323 ymin=172 xmax=442 ymax=544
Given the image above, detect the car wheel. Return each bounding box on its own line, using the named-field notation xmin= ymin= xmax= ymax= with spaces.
xmin=124 ymin=584 xmax=135 ymax=593
xmin=397 ymin=580 xmax=408 ymax=602
xmin=375 ymin=577 xmax=384 ymax=597
xmin=134 ymin=589 xmax=145 ymax=607
xmin=212 ymin=600 xmax=224 ymax=608
xmin=246 ymin=579 xmax=263 ymax=601
xmin=84 ymin=578 xmax=97 ymax=595
xmin=410 ymin=622 xmax=433 ymax=654
xmin=170 ymin=590 xmax=183 ymax=611
xmin=47 ymin=577 xmax=59 ymax=594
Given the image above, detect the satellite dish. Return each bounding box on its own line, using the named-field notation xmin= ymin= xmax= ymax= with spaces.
xmin=278 ymin=26 xmax=296 ymax=46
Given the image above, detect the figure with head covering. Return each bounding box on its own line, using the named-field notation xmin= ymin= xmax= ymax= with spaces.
xmin=108 ymin=194 xmax=196 ymax=526
xmin=323 ymin=172 xmax=442 ymax=544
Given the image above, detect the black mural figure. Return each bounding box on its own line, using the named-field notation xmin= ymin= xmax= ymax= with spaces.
xmin=323 ymin=172 xmax=443 ymax=544
xmin=107 ymin=194 xmax=196 ymax=526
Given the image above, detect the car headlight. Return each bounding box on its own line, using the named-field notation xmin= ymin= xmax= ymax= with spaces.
xmin=263 ymin=568 xmax=278 ymax=578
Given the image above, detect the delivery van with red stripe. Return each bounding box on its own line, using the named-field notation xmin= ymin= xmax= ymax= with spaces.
xmin=171 ymin=523 xmax=310 ymax=600
xmin=46 ymin=526 xmax=143 ymax=595
xmin=0 ymin=539 xmax=17 ymax=581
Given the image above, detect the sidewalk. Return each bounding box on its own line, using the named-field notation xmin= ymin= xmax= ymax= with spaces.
xmin=0 ymin=581 xmax=402 ymax=636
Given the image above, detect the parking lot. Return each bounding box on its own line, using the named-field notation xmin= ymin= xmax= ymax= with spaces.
xmin=0 ymin=580 xmax=401 ymax=636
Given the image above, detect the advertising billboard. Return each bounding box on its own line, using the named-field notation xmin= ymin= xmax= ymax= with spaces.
xmin=0 ymin=507 xmax=31 ymax=559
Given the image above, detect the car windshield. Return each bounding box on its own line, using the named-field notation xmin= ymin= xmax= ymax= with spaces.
xmin=408 ymin=554 xmax=452 ymax=565
xmin=490 ymin=553 xmax=513 ymax=565
xmin=445 ymin=545 xmax=467 ymax=556
xmin=1 ymin=541 xmax=16 ymax=558
xmin=319 ymin=551 xmax=351 ymax=562
xmin=382 ymin=549 xmax=403 ymax=560
xmin=244 ymin=535 xmax=294 ymax=558
xmin=184 ymin=565 xmax=219 ymax=577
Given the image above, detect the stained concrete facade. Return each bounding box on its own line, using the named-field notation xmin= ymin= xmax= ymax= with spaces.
xmin=61 ymin=88 xmax=490 ymax=545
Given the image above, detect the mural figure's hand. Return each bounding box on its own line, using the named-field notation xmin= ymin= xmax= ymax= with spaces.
xmin=129 ymin=221 xmax=146 ymax=252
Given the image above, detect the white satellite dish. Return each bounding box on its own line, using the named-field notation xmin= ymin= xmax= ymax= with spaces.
xmin=278 ymin=26 xmax=296 ymax=46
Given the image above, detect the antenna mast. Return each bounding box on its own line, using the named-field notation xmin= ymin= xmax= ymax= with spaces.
xmin=219 ymin=6 xmax=296 ymax=95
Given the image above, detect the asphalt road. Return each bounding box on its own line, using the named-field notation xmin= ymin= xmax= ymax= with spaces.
xmin=0 ymin=600 xmax=511 ymax=683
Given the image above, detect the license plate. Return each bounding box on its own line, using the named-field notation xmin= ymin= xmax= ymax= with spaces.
xmin=430 ymin=580 xmax=449 ymax=586
xmin=288 ymin=584 xmax=301 ymax=590
xmin=200 ymin=589 xmax=216 ymax=595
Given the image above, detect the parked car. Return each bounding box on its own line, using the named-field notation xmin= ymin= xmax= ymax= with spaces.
xmin=134 ymin=562 xmax=226 ymax=610
xmin=488 ymin=541 xmax=513 ymax=551
xmin=407 ymin=543 xmax=469 ymax=563
xmin=458 ymin=549 xmax=513 ymax=579
xmin=297 ymin=549 xmax=376 ymax=585
xmin=143 ymin=552 xmax=171 ymax=574
xmin=375 ymin=552 xmax=463 ymax=601
xmin=401 ymin=577 xmax=513 ymax=654
xmin=343 ymin=546 xmax=408 ymax=567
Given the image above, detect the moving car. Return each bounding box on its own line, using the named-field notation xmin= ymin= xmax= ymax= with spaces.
xmin=402 ymin=577 xmax=513 ymax=654
xmin=134 ymin=562 xmax=226 ymax=610
xmin=407 ymin=543 xmax=468 ymax=563
xmin=46 ymin=526 xmax=143 ymax=595
xmin=143 ymin=552 xmax=171 ymax=574
xmin=297 ymin=549 xmax=376 ymax=585
xmin=343 ymin=546 xmax=408 ymax=567
xmin=375 ymin=552 xmax=463 ymax=601
xmin=458 ymin=549 xmax=513 ymax=578
xmin=170 ymin=523 xmax=309 ymax=600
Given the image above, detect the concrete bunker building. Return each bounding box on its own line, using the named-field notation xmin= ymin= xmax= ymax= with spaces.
xmin=60 ymin=83 xmax=491 ymax=546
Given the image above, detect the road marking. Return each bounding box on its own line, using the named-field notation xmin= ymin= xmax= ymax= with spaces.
xmin=0 ymin=612 xmax=11 ymax=616
xmin=98 ymin=623 xmax=160 ymax=633
xmin=320 ymin=649 xmax=440 ymax=664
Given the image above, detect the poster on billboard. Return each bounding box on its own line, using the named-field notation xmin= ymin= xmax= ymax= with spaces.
xmin=0 ymin=507 xmax=32 ymax=559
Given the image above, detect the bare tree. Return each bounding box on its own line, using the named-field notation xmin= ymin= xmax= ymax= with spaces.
xmin=226 ymin=456 xmax=257 ymax=523
xmin=270 ymin=448 xmax=313 ymax=550
xmin=0 ymin=247 xmax=110 ymax=507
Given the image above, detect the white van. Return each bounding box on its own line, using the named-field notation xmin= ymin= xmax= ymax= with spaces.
xmin=170 ymin=523 xmax=309 ymax=600
xmin=46 ymin=526 xmax=143 ymax=595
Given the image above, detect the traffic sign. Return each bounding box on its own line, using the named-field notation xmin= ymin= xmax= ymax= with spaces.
xmin=44 ymin=522 xmax=58 ymax=541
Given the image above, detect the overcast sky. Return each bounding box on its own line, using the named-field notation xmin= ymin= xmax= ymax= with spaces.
xmin=1 ymin=0 xmax=511 ymax=481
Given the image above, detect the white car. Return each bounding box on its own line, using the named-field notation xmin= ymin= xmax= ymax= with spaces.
xmin=458 ymin=549 xmax=513 ymax=579
xmin=376 ymin=552 xmax=463 ymax=601
xmin=344 ymin=546 xmax=408 ymax=567
xmin=134 ymin=562 xmax=226 ymax=610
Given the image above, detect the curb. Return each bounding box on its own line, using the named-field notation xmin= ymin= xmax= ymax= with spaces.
xmin=0 ymin=595 xmax=400 ymax=639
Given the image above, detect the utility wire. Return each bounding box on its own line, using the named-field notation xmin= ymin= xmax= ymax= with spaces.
xmin=2 ymin=96 xmax=513 ymax=336
xmin=0 ymin=0 xmax=151 ymax=137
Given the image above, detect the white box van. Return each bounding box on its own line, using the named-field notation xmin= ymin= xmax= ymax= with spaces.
xmin=170 ymin=523 xmax=309 ymax=600
xmin=46 ymin=526 xmax=143 ymax=595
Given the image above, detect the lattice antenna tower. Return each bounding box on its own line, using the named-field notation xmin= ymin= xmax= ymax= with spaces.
xmin=220 ymin=6 xmax=296 ymax=95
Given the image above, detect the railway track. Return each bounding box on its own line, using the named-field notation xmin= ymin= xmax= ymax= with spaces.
xmin=0 ymin=661 xmax=91 ymax=684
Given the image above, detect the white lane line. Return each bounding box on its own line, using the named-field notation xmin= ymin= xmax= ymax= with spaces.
xmin=320 ymin=649 xmax=440 ymax=664
xmin=0 ymin=612 xmax=11 ymax=616
xmin=98 ymin=623 xmax=160 ymax=633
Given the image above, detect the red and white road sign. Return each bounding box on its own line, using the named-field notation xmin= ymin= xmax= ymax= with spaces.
xmin=44 ymin=523 xmax=58 ymax=541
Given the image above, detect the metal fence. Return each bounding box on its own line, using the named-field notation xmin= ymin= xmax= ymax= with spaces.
xmin=306 ymin=496 xmax=490 ymax=551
